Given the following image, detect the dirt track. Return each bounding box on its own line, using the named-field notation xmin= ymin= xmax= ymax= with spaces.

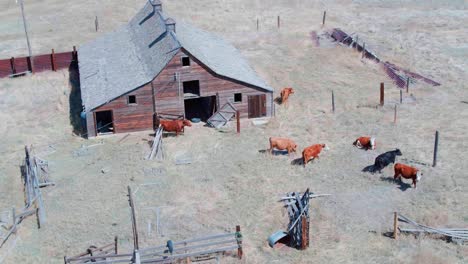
xmin=0 ymin=0 xmax=467 ymax=263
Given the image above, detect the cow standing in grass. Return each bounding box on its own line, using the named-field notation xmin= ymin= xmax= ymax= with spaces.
xmin=160 ymin=119 xmax=192 ymax=136
xmin=353 ymin=136 xmax=376 ymax=150
xmin=363 ymin=149 xmax=402 ymax=173
xmin=302 ymin=144 xmax=329 ymax=167
xmin=269 ymin=137 xmax=297 ymax=156
xmin=280 ymin=88 xmax=294 ymax=105
xmin=394 ymin=163 xmax=422 ymax=188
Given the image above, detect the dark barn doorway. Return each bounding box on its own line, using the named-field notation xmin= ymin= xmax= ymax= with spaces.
xmin=184 ymin=96 xmax=216 ymax=122
xmin=95 ymin=110 xmax=114 ymax=134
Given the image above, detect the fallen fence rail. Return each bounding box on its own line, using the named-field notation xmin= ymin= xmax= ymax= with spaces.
xmin=393 ymin=212 xmax=468 ymax=244
xmin=0 ymin=146 xmax=53 ymax=248
xmin=330 ymin=28 xmax=440 ymax=88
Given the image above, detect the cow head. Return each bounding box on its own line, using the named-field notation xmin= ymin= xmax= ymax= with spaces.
xmin=182 ymin=120 xmax=192 ymax=127
xmin=416 ymin=171 xmax=423 ymax=182
xmin=322 ymin=144 xmax=330 ymax=151
xmin=370 ymin=137 xmax=376 ymax=150
xmin=287 ymin=88 xmax=294 ymax=94
xmin=394 ymin=149 xmax=402 ymax=156
xmin=292 ymin=144 xmax=298 ymax=153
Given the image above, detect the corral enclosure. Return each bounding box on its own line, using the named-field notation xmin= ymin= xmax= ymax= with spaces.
xmin=0 ymin=0 xmax=467 ymax=263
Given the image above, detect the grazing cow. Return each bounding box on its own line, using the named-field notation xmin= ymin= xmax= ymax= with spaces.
xmin=302 ymin=144 xmax=329 ymax=167
xmin=362 ymin=149 xmax=402 ymax=173
xmin=269 ymin=137 xmax=297 ymax=156
xmin=280 ymin=88 xmax=294 ymax=104
xmin=353 ymin=136 xmax=376 ymax=150
xmin=394 ymin=163 xmax=422 ymax=188
xmin=160 ymin=119 xmax=192 ymax=136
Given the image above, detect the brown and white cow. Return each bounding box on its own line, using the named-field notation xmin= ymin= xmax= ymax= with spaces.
xmin=280 ymin=88 xmax=294 ymax=105
xmin=160 ymin=119 xmax=192 ymax=136
xmin=269 ymin=137 xmax=297 ymax=156
xmin=394 ymin=163 xmax=422 ymax=188
xmin=302 ymin=144 xmax=329 ymax=167
xmin=353 ymin=136 xmax=376 ymax=150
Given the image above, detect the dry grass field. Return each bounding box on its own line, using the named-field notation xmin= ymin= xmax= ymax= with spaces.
xmin=1 ymin=0 xmax=467 ymax=263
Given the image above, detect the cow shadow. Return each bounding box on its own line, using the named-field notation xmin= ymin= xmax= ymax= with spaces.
xmin=380 ymin=177 xmax=412 ymax=191
xmin=258 ymin=149 xmax=290 ymax=156
xmin=290 ymin=158 xmax=304 ymax=166
xmin=274 ymin=97 xmax=283 ymax=105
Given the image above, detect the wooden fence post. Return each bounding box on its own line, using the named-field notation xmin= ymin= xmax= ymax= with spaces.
xmin=393 ymin=212 xmax=398 ymax=239
xmin=400 ymin=90 xmax=403 ymax=104
xmin=10 ymin=57 xmax=16 ymax=74
xmin=256 ymin=18 xmax=259 ymax=31
xmin=95 ymin=16 xmax=99 ymax=32
xmin=11 ymin=207 xmax=17 ymax=234
xmin=236 ymin=225 xmax=243 ymax=259
xmin=51 ymin=49 xmax=56 ymax=71
xmin=362 ymin=43 xmax=366 ymax=59
xmin=236 ymin=110 xmax=240 ymax=134
xmin=300 ymin=215 xmax=308 ymax=250
xmin=27 ymin=56 xmax=33 ymax=73
xmin=114 ymin=236 xmax=118 ymax=254
xmin=380 ymin=82 xmax=384 ymax=106
xmin=433 ymin=131 xmax=439 ymax=167
xmin=331 ymin=90 xmax=335 ymax=113
xmin=394 ymin=105 xmax=397 ymax=124
xmin=73 ymin=46 xmax=77 ymax=61
xmin=277 ymin=16 xmax=280 ymax=29
xmin=128 ymin=186 xmax=139 ymax=250
xmin=322 ymin=11 xmax=326 ymax=27
xmin=406 ymin=77 xmax=410 ymax=93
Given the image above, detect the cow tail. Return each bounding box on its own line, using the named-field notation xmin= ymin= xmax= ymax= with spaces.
xmin=362 ymin=165 xmax=376 ymax=173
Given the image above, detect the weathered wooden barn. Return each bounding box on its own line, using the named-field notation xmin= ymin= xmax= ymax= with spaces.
xmin=79 ymin=0 xmax=273 ymax=137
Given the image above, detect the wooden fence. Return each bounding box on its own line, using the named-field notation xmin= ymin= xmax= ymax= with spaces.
xmin=0 ymin=47 xmax=78 ymax=78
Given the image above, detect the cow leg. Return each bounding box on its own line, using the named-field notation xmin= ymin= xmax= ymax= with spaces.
xmin=413 ymin=178 xmax=417 ymax=189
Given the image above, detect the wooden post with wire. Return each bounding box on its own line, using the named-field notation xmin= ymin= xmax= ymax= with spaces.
xmin=393 ymin=212 xmax=398 ymax=239
xmin=95 ymin=16 xmax=99 ymax=32
xmin=433 ymin=131 xmax=439 ymax=167
xmin=406 ymin=77 xmax=410 ymax=93
xmin=127 ymin=186 xmax=139 ymax=251
xmin=236 ymin=110 xmax=240 ymax=134
xmin=10 ymin=57 xmax=16 ymax=74
xmin=380 ymin=82 xmax=385 ymax=106
xmin=236 ymin=225 xmax=243 ymax=259
xmin=322 ymin=11 xmax=326 ymax=27
xmin=51 ymin=49 xmax=56 ymax=71
xmin=332 ymin=90 xmax=335 ymax=113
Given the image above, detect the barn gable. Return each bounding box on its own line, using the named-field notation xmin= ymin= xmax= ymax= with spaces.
xmin=79 ymin=1 xmax=272 ymax=112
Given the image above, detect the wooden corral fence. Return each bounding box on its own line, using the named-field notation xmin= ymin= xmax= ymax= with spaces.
xmin=0 ymin=47 xmax=78 ymax=78
xmin=393 ymin=212 xmax=467 ymax=245
xmin=0 ymin=146 xmax=53 ymax=248
xmin=330 ymin=28 xmax=440 ymax=89
xmin=64 ymin=187 xmax=243 ymax=263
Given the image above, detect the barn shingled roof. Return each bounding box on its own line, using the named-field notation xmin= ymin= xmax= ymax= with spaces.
xmin=79 ymin=1 xmax=272 ymax=112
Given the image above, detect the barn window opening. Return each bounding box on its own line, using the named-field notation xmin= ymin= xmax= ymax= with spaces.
xmin=234 ymin=93 xmax=242 ymax=103
xmin=183 ymin=80 xmax=200 ymax=97
xmin=182 ymin=56 xmax=190 ymax=66
xmin=127 ymin=95 xmax=137 ymax=105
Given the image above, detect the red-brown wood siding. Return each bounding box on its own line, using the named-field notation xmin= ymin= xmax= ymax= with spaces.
xmin=92 ymin=49 xmax=272 ymax=135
